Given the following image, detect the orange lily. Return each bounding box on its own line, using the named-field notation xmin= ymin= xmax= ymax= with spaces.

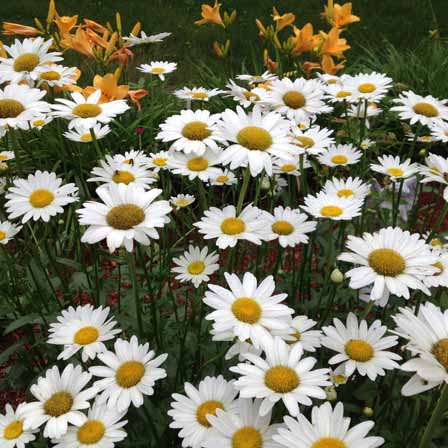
xmin=46 ymin=0 xmax=57 ymax=25
xmin=321 ymin=27 xmax=350 ymax=58
xmin=291 ymin=23 xmax=319 ymax=56
xmin=272 ymin=7 xmax=295 ymax=32
xmin=303 ymin=61 xmax=322 ymax=78
xmin=0 ymin=41 xmax=7 ymax=58
xmin=92 ymin=73 xmax=129 ymax=102
xmin=128 ymin=89 xmax=148 ymax=112
xmin=108 ymin=47 xmax=134 ymax=67
xmin=2 ymin=22 xmax=40 ymax=36
xmin=321 ymin=54 xmax=345 ymax=74
xmin=323 ymin=2 xmax=360 ymax=28
xmin=55 ymin=14 xmax=78 ymax=37
xmin=195 ymin=1 xmax=224 ymax=27
xmin=263 ymin=49 xmax=278 ymax=72
xmin=61 ymin=27 xmax=94 ymax=57
xmin=83 ymin=18 xmax=107 ymax=34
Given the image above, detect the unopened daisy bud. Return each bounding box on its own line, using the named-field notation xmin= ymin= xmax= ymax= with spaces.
xmin=325 ymin=386 xmax=337 ymax=401
xmin=331 ymin=268 xmax=344 ymax=283
xmin=261 ymin=176 xmax=271 ymax=190
xmin=57 ymin=219 xmax=64 ymax=225
xmin=0 ymin=162 xmax=8 ymax=172
xmin=362 ymin=406 xmax=374 ymax=417
xmin=419 ymin=148 xmax=427 ymax=158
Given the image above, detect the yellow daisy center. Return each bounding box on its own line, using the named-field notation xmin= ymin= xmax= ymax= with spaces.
xmin=232 ymin=426 xmax=263 ymax=448
xmin=106 ymin=204 xmax=145 ymax=230
xmin=77 ymin=420 xmax=106 ymax=445
xmin=74 ymin=326 xmax=99 ymax=345
xmin=0 ymin=99 xmax=25 ymax=118
xmin=182 ymin=121 xmax=212 ymax=140
xmin=332 ymin=374 xmax=347 ymax=385
xmin=153 ymin=157 xmax=167 ymax=167
xmin=331 ymin=155 xmax=348 ymax=165
xmin=336 ymin=91 xmax=351 ymax=98
xmin=280 ymin=164 xmax=296 ymax=172
xmin=0 ymin=231 xmax=7 ymax=241
xmin=345 ymin=339 xmax=374 ymax=362
xmin=283 ymin=91 xmax=306 ymax=109
xmin=3 ymin=420 xmax=23 ymax=440
xmin=188 ymin=261 xmax=205 ymax=275
xmin=13 ymin=53 xmax=40 ymax=72
xmin=433 ymin=261 xmax=444 ymax=276
xmin=33 ymin=119 xmax=45 ymax=127
xmin=80 ymin=133 xmax=93 ymax=142
xmin=72 ymin=103 xmax=102 ymax=118
xmin=0 ymin=154 xmax=8 ymax=161
xmin=237 ymin=126 xmax=273 ymax=151
xmin=151 ymin=67 xmax=166 ymax=74
xmin=221 ymin=217 xmax=245 ymax=235
xmin=191 ymin=92 xmax=208 ymax=99
xmin=112 ymin=170 xmax=135 ymax=185
xmin=320 ymin=205 xmax=343 ymax=217
xmin=432 ymin=338 xmax=448 ymax=370
xmin=265 ymin=365 xmax=299 ymax=393
xmin=115 ymin=361 xmax=145 ymax=388
xmin=337 ymin=189 xmax=354 ymax=198
xmin=40 ymin=70 xmax=61 ymax=81
xmin=187 ymin=157 xmax=209 ymax=171
xmin=358 ymin=83 xmax=376 ymax=94
xmin=312 ymin=437 xmax=347 ymax=448
xmin=216 ymin=175 xmax=229 ymax=183
xmin=243 ymin=91 xmax=260 ymax=101
xmin=413 ymin=102 xmax=439 ymax=118
xmin=431 ymin=238 xmax=443 ymax=247
xmin=272 ymin=220 xmax=294 ymax=235
xmin=175 ymin=198 xmax=190 ymax=207
xmin=368 ymin=248 xmax=406 ymax=277
xmin=29 ymin=189 xmax=55 ymax=208
xmin=287 ymin=330 xmax=301 ymax=344
xmin=196 ymin=400 xmax=224 ymax=427
xmin=386 ymin=167 xmax=404 ymax=177
xmin=232 ymin=297 xmax=262 ymax=324
xmin=296 ymin=136 xmax=315 ymax=148
xmin=44 ymin=391 xmax=74 ymax=417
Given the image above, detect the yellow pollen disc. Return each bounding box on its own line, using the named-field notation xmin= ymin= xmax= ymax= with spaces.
xmin=0 ymin=99 xmax=25 ymax=118
xmin=368 ymin=248 xmax=405 ymax=277
xmin=328 ymin=79 xmax=337 ymax=84
xmin=336 ymin=91 xmax=351 ymax=98
xmin=232 ymin=426 xmax=263 ymax=448
xmin=0 ymin=155 xmax=8 ymax=161
xmin=106 ymin=204 xmax=145 ymax=230
xmin=431 ymin=238 xmax=443 ymax=247
xmin=281 ymin=164 xmax=296 ymax=172
xmin=44 ymin=391 xmax=74 ymax=417
xmin=357 ymin=83 xmax=376 ymax=94
xmin=0 ymin=231 xmax=6 ymax=241
xmin=345 ymin=339 xmax=374 ymax=362
xmin=80 ymin=133 xmax=93 ymax=142
xmin=72 ymin=103 xmax=102 ymax=118
xmin=272 ymin=220 xmax=294 ymax=235
xmin=332 ymin=374 xmax=347 ymax=384
xmin=40 ymin=70 xmax=61 ymax=81
xmin=182 ymin=121 xmax=212 ymax=140
xmin=287 ymin=330 xmax=301 ymax=344
xmin=320 ymin=205 xmax=343 ymax=217
xmin=175 ymin=199 xmax=190 ymax=207
xmin=77 ymin=420 xmax=106 ymax=444
xmin=29 ymin=189 xmax=54 ymax=208
xmin=433 ymin=261 xmax=444 ymax=276
xmin=312 ymin=437 xmax=347 ymax=448
xmin=237 ymin=126 xmax=273 ymax=151
xmin=196 ymin=400 xmax=224 ymax=427
xmin=188 ymin=261 xmax=205 ymax=275
xmin=432 ymin=338 xmax=448 ymax=370
xmin=151 ymin=67 xmax=166 ymax=74
xmin=231 ymin=297 xmax=262 ymax=324
xmin=153 ymin=157 xmax=167 ymax=167
xmin=13 ymin=53 xmax=40 ymax=72
xmin=112 ymin=170 xmax=135 ymax=185
xmin=33 ymin=119 xmax=45 ymax=127
xmin=74 ymin=326 xmax=99 ymax=345
xmin=191 ymin=92 xmax=208 ymax=99
xmin=296 ymin=136 xmax=315 ymax=148
xmin=116 ymin=361 xmax=145 ymax=388
xmin=221 ymin=217 xmax=245 ymax=235
xmin=265 ymin=365 xmax=299 ymax=393
xmin=337 ymin=189 xmax=354 ymax=198
xmin=331 ymin=155 xmax=348 ymax=165
xmin=413 ymin=102 xmax=438 ymax=118
xmin=283 ymin=91 xmax=306 ymax=109
xmin=3 ymin=420 xmax=23 ymax=440
xmin=243 ymin=91 xmax=260 ymax=101
xmin=386 ymin=167 xmax=404 ymax=177
xmin=216 ymin=175 xmax=229 ymax=183
xmin=187 ymin=157 xmax=209 ymax=171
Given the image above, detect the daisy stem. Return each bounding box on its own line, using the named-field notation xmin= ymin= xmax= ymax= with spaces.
xmin=392 ymin=179 xmax=405 ymax=226
xmin=360 ymin=299 xmax=375 ymax=320
xmin=126 ymin=250 xmax=144 ymax=338
xmin=418 ymin=384 xmax=448 ymax=448
xmin=236 ymin=167 xmax=250 ymax=215
xmin=426 ymin=201 xmax=448 ymax=243
xmin=89 ymin=129 xmax=103 ymax=160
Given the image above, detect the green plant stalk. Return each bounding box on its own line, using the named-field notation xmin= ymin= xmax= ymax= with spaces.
xmin=126 ymin=250 xmax=144 ymax=338
xmin=236 ymin=167 xmax=251 ymax=215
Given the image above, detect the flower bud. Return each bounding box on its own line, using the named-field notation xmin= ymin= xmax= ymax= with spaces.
xmin=331 ymin=268 xmax=344 ymax=283
xmin=362 ymin=406 xmax=374 ymax=417
xmin=325 ymin=386 xmax=337 ymax=401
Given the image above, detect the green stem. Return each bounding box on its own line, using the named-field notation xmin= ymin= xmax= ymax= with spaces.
xmin=236 ymin=167 xmax=251 ymax=215
xmin=126 ymin=250 xmax=144 ymax=338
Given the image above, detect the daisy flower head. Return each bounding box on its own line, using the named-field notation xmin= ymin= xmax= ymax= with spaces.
xmin=391 ymin=90 xmax=448 ymax=126
xmin=418 ymin=153 xmax=448 ymax=199
xmin=338 ymin=227 xmax=438 ymax=303
xmin=262 ymin=206 xmax=317 ymax=248
xmin=148 ymin=150 xmax=170 ymax=172
xmin=0 ymin=220 xmax=22 ymax=245
xmin=63 ymin=123 xmax=111 ymax=143
xmin=110 ymin=149 xmax=151 ymax=168
xmin=123 ymin=30 xmax=171 ymax=47
xmin=274 ymin=401 xmax=384 ymax=448
xmin=30 ymin=113 xmax=53 ymax=130
xmin=203 ymin=398 xmax=282 ymax=448
xmin=204 ymin=272 xmax=293 ymax=348
xmin=174 ymin=86 xmax=223 ymax=102
xmin=371 ymin=155 xmax=419 ymax=181
xmin=430 ymin=120 xmax=448 ymax=142
xmin=5 ymin=170 xmax=78 ymax=223
xmin=209 ymin=168 xmax=237 ymax=186
xmin=291 ymin=125 xmax=335 ymax=156
xmin=318 ymin=73 xmax=347 ymax=86
xmin=51 ymin=90 xmax=129 ymax=129
xmin=138 ymin=61 xmax=177 ymax=80
xmin=317 ymin=144 xmax=362 ymax=168
xmin=225 ymin=79 xmax=265 ymax=108
xmin=170 ymin=193 xmax=195 ymax=209
xmin=405 ymin=132 xmax=434 ymax=143
xmin=157 ymin=109 xmax=225 ymax=155
xmin=423 ymin=251 xmax=448 ymax=288
xmin=172 ymin=245 xmax=219 ymax=288
xmin=230 ymin=336 xmax=330 ymax=417
xmin=51 ymin=400 xmax=127 ymax=448
xmin=77 ymin=183 xmax=171 ymax=253
xmin=90 ymin=336 xmax=168 ymax=412
xmin=302 ymin=191 xmax=363 ymax=221
xmin=325 ymin=82 xmax=355 ymax=103
xmin=236 ymin=71 xmax=278 ymax=85
xmin=323 ymin=177 xmax=370 ymax=200
xmin=347 ymin=102 xmax=382 ymax=123
xmin=194 ymin=204 xmax=268 ymax=249
xmin=321 ymin=312 xmax=401 ymax=381
xmin=0 ymin=151 xmax=14 ymax=162
xmin=218 ymin=105 xmax=298 ymax=177
xmin=0 ymin=403 xmax=38 ymax=448
xmin=21 ymin=364 xmax=97 ymax=439
xmin=168 ymin=376 xmax=238 ymax=448
xmin=35 ymin=63 xmax=79 ymax=88
xmin=47 ymin=304 xmax=121 ymax=362
xmin=272 ymin=154 xmax=311 ymax=177
xmin=345 ymin=72 xmax=393 ymax=102
xmin=0 ymin=37 xmax=62 ymax=84
xmin=167 ymin=148 xmax=221 ymax=181
xmin=392 ymin=302 xmax=448 ymax=395
xmin=275 ymin=315 xmax=322 ymax=353
xmin=360 ymin=138 xmax=375 ymax=150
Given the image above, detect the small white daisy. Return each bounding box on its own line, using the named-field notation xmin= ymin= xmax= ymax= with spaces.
xmin=317 ymin=144 xmax=362 ymax=168
xmin=63 ymin=123 xmax=111 ymax=143
xmin=167 ymin=149 xmax=222 ymax=181
xmin=291 ymin=125 xmax=335 ymax=156
xmin=236 ymin=71 xmax=278 ymax=85
xmin=170 ymin=193 xmax=196 ymax=209
xmin=174 ymin=86 xmax=223 ymax=102
xmin=371 ymin=155 xmax=419 ymax=181
xmin=272 ymin=154 xmax=311 ymax=177
xmin=30 ymin=114 xmax=53 ymax=130
xmin=347 ymin=102 xmax=382 ymax=123
xmin=137 ymin=61 xmax=177 ymax=81
xmin=209 ymin=168 xmax=237 ymax=186
xmin=35 ymin=63 xmax=79 ymax=88
xmin=275 ymin=315 xmax=322 ymax=353
xmin=424 ymin=251 xmax=448 ymax=288
xmin=0 ymin=151 xmax=14 ymax=162
xmin=360 ymin=138 xmax=375 ymax=150
xmin=345 ymin=72 xmax=393 ymax=102
xmin=419 ymin=153 xmax=448 ymax=200
xmin=225 ymin=79 xmax=265 ymax=108
xmin=323 ymin=177 xmax=370 ymax=200
xmin=325 ymin=82 xmax=355 ymax=103
xmin=148 ymin=150 xmax=170 ymax=172
xmin=110 ymin=149 xmax=152 ymax=167
xmin=430 ymin=121 xmax=448 ymax=142
xmin=123 ymin=30 xmax=171 ymax=47
xmin=0 ymin=220 xmax=22 ymax=245
xmin=302 ymin=191 xmax=363 ymax=221
xmin=0 ymin=403 xmax=37 ymax=448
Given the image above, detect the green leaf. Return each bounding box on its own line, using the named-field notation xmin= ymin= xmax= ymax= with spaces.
xmin=3 ymin=313 xmax=42 ymax=335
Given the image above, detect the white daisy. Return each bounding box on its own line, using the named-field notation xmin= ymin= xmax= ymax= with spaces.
xmin=211 ymin=332 xmax=263 ymax=361
xmin=272 ymin=154 xmax=311 ymax=177
xmin=77 ymin=183 xmax=171 ymax=253
xmin=275 ymin=315 xmax=322 ymax=353
xmin=318 ymin=73 xmax=346 ymax=85
xmin=167 ymin=148 xmax=222 ymax=181
xmin=338 ymin=227 xmax=438 ymax=302
xmin=419 ymin=153 xmax=448 ymax=200
xmin=345 ymin=72 xmax=393 ymax=102
xmin=218 ymin=105 xmax=298 ymax=177
xmin=30 ymin=114 xmax=53 ymax=130
xmin=21 ymin=364 xmax=97 ymax=439
xmin=204 ymin=272 xmax=293 ymax=348
xmin=168 ymin=376 xmax=238 ymax=448
xmin=302 ymin=191 xmax=363 ymax=221
xmin=172 ymin=245 xmax=219 ymax=288
xmin=360 ymin=138 xmax=375 ymax=150
xmin=274 ymin=401 xmax=384 ymax=448
xmin=35 ymin=63 xmax=79 ymax=88
xmin=157 ymin=109 xmax=225 ymax=155
xmin=123 ymin=30 xmax=171 ymax=47
xmin=225 ymin=79 xmax=265 ymax=108
xmin=194 ymin=204 xmax=268 ymax=249
xmin=236 ymin=71 xmax=278 ymax=85
xmin=110 ymin=149 xmax=151 ymax=167
xmin=148 ymin=150 xmax=170 ymax=172
xmin=137 ymin=61 xmax=177 ymax=81
xmin=371 ymin=155 xmax=419 ymax=181
xmin=0 ymin=220 xmax=22 ymax=244
xmin=405 ymin=132 xmax=434 ymax=143
xmin=347 ymin=102 xmax=382 ymax=123
xmin=291 ymin=125 xmax=335 ymax=156
xmin=430 ymin=120 xmax=448 ymax=142
xmin=5 ymin=170 xmax=78 ymax=223
xmin=262 ymin=206 xmax=317 ymax=247
xmin=0 ymin=151 xmax=14 ymax=162
xmin=47 ymin=304 xmax=121 ymax=362
xmin=90 ymin=336 xmax=167 ymax=412
xmin=174 ymin=86 xmax=223 ymax=102
xmin=170 ymin=193 xmax=196 ymax=209
xmin=317 ymin=144 xmax=362 ymax=168
xmin=63 ymin=123 xmax=111 ymax=143
xmin=423 ymin=251 xmax=448 ymax=287
xmin=0 ymin=403 xmax=37 ymax=448
xmin=325 ymin=82 xmax=355 ymax=103
xmin=51 ymin=90 xmax=129 ymax=129
xmin=209 ymin=168 xmax=237 ymax=186
xmin=230 ymin=336 xmax=330 ymax=417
